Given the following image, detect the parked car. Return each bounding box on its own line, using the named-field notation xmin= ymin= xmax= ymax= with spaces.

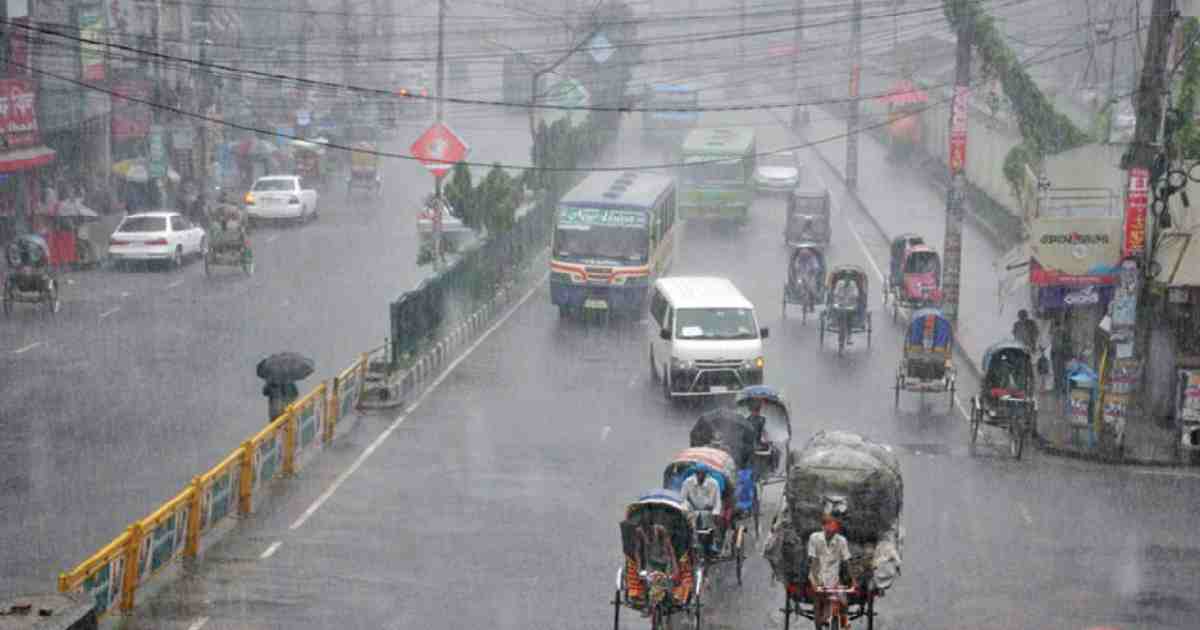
xmin=754 ymin=150 xmax=802 ymax=193
xmin=244 ymin=175 xmax=319 ymax=223
xmin=108 ymin=211 xmax=207 ymax=269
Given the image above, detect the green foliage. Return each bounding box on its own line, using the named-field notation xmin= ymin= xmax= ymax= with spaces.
xmin=477 ymin=163 xmax=520 ymax=236
xmin=444 ymin=161 xmax=476 ymax=229
xmin=943 ymin=1 xmax=1090 ymax=195
xmin=1002 ymin=142 xmax=1038 ymax=206
xmin=1174 ymin=19 xmax=1200 ymax=159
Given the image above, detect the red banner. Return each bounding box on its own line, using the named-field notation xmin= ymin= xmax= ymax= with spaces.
xmin=0 ymin=79 xmax=39 ymax=147
xmin=949 ymin=86 xmax=969 ymax=174
xmin=849 ymin=65 xmax=861 ymax=98
xmin=9 ymin=18 xmax=30 ymax=76
xmin=111 ymin=81 xmax=153 ymax=140
xmin=1123 ymin=167 xmax=1149 ymax=258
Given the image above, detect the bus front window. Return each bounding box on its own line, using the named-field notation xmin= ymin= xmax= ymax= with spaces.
xmin=686 ymin=161 xmax=742 ymax=185
xmin=554 ymin=226 xmax=649 ymax=264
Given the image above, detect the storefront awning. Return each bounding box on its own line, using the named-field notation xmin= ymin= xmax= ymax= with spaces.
xmin=1155 ymin=231 xmax=1200 ymax=287
xmin=0 ymin=145 xmax=55 ymax=173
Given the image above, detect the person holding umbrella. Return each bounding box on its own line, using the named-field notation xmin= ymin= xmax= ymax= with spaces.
xmin=257 ymin=352 xmax=315 ymax=423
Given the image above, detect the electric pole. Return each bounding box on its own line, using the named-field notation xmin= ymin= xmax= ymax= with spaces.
xmin=739 ymin=0 xmax=746 ymax=70
xmin=845 ymin=0 xmax=861 ymax=191
xmin=434 ymin=0 xmax=446 ymax=268
xmin=1120 ymin=0 xmax=1177 ymax=436
xmin=942 ymin=0 xmax=973 ymax=324
xmin=792 ymin=0 xmax=803 ymax=126
xmin=342 ymin=0 xmax=353 ymax=95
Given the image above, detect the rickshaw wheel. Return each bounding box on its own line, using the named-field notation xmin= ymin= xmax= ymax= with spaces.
xmin=1010 ymin=415 xmax=1025 ymax=459
xmin=45 ymin=281 xmax=59 ymax=316
xmin=781 ymin=288 xmax=788 ymax=321
xmin=693 ymin=583 xmax=703 ymax=630
xmin=203 ymin=252 xmax=212 ymax=277
xmin=891 ymin=300 xmax=898 ymax=323
xmin=867 ymin=314 xmax=872 ymax=348
xmin=752 ymin=489 xmax=762 ymax=538
xmin=969 ymin=402 xmax=981 ymax=455
xmin=612 ymin=589 xmax=621 ymax=630
xmin=782 ymin=589 xmax=791 ymax=630
xmin=865 ymin=592 xmax=876 ymax=630
xmin=893 ymin=375 xmax=902 ymax=408
xmin=734 ymin=526 xmax=744 ymax=586
xmin=818 ymin=314 xmax=825 ymax=349
xmin=948 ymin=380 xmax=956 ymax=412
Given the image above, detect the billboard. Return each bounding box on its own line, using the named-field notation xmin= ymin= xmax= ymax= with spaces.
xmin=1029 ymin=216 xmax=1124 ymax=287
xmin=0 ymin=78 xmax=39 ymax=147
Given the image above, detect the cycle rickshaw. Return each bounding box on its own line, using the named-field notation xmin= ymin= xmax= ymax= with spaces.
xmin=663 ymin=447 xmax=748 ymax=584
xmin=969 ymin=339 xmax=1038 ymax=459
xmin=893 ymin=307 xmax=956 ymax=410
xmin=819 ymin=264 xmax=872 ymax=356
xmin=884 ymin=240 xmax=942 ymax=322
xmin=3 ymin=234 xmax=60 ymax=316
xmin=783 ymin=245 xmax=825 ymax=324
xmin=614 ymin=489 xmax=705 ymax=630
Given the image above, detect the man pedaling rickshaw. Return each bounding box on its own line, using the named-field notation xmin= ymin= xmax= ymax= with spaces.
xmin=807 ymin=511 xmax=856 ymax=630
xmin=680 ymin=468 xmax=722 ymax=554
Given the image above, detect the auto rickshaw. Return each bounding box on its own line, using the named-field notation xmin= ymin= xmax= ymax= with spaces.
xmin=291 ymin=138 xmax=328 ymax=189
xmin=785 ymin=184 xmax=832 ymax=248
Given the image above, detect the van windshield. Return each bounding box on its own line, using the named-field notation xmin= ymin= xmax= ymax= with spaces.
xmin=674 ymin=308 xmax=757 ymax=340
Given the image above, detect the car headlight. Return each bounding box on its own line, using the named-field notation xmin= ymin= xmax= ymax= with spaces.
xmin=743 ymin=356 xmax=764 ymax=370
xmin=671 ymin=357 xmax=694 ymax=371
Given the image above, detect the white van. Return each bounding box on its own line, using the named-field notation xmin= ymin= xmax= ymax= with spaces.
xmin=647 ymin=276 xmax=767 ymax=399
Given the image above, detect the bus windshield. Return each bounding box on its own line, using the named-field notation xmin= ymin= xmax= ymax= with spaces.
xmin=554 ymin=225 xmax=648 ymax=263
xmin=685 ymin=160 xmax=742 ymax=185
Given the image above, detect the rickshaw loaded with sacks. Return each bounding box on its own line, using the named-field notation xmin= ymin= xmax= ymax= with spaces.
xmin=970 ymin=340 xmax=1038 ymax=459
xmin=613 ymin=489 xmax=706 ymax=630
xmin=765 ymin=431 xmax=903 ymax=630
xmin=662 ymin=447 xmax=749 ymax=583
xmin=893 ymin=308 xmax=956 ymax=410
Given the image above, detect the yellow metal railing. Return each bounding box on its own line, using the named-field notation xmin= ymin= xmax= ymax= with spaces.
xmin=58 ymin=353 xmax=369 ymax=617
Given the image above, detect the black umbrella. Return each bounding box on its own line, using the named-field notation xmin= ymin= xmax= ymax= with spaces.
xmin=256 ymin=352 xmax=315 ymax=383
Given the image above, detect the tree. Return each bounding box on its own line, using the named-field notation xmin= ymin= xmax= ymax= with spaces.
xmin=444 ymin=161 xmax=476 ymax=229
xmin=477 ymin=164 xmax=518 ymax=236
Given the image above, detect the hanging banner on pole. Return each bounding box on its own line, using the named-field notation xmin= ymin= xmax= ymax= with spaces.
xmin=848 ymin=65 xmax=861 ymax=98
xmin=949 ymin=86 xmax=970 ymax=174
xmin=1123 ymin=167 xmax=1149 ymax=259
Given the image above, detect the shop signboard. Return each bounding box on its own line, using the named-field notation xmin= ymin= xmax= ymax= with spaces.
xmin=171 ymin=124 xmax=195 ymax=150
xmin=107 ymin=0 xmax=153 ymax=71
xmin=148 ymin=125 xmax=166 ymax=179
xmin=78 ymin=2 xmax=107 ymax=82
xmin=0 ymin=78 xmax=39 ymax=147
xmin=1178 ymin=369 xmax=1200 ymax=424
xmin=1123 ymin=167 xmax=1149 ymax=259
xmin=111 ymin=80 xmax=153 ymax=140
xmin=1029 ymin=216 xmax=1124 ymax=286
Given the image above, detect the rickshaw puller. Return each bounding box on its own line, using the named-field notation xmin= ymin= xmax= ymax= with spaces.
xmin=808 ymin=512 xmax=855 ymax=630
xmin=680 ymin=469 xmax=721 ymax=553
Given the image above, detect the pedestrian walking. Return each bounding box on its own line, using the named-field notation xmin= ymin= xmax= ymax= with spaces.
xmin=1012 ymin=309 xmax=1040 ymax=353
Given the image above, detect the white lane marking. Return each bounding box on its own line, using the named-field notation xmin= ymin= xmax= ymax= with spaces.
xmin=601 ymin=426 xmax=612 ymax=441
xmin=120 ymin=291 xmax=131 ymax=298
xmin=186 ymin=617 xmax=210 ymax=630
xmin=1017 ymin=503 xmax=1034 ymax=526
xmin=290 ymin=273 xmax=549 ymax=531
xmin=13 ymin=341 xmax=43 ymax=354
xmin=99 ymin=306 xmax=120 ymax=319
xmin=266 ymin=234 xmax=279 ymax=243
xmin=166 ymin=278 xmax=185 ymax=289
xmin=259 ymin=541 xmax=282 ymax=559
xmin=844 ymin=215 xmax=886 ymax=283
xmin=955 ymin=396 xmax=971 ymax=423
xmin=1129 ymin=468 xmax=1200 ymax=479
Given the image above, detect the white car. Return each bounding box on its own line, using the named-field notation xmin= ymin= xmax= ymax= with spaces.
xmin=108 ymin=211 xmax=207 ymax=269
xmin=754 ymin=150 xmax=802 ymax=193
xmin=244 ymin=175 xmax=319 ymax=222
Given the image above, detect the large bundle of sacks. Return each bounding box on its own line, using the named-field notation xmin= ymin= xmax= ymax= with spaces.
xmin=764 ymin=431 xmax=903 ymax=592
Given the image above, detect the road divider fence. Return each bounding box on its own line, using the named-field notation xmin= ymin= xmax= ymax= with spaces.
xmin=58 ymin=354 xmax=369 ymax=619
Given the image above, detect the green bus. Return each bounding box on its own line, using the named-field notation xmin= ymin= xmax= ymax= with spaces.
xmin=679 ymin=127 xmax=757 ymax=223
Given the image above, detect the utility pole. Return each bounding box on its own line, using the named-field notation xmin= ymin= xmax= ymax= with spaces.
xmin=434 ymin=0 xmax=446 ymax=268
xmin=1120 ymin=0 xmax=1177 ymax=439
xmin=792 ymin=0 xmax=803 ymax=126
xmin=342 ymin=0 xmax=352 ymax=100
xmin=941 ymin=0 xmax=973 ymax=324
xmin=845 ymin=0 xmax=861 ymax=191
xmin=739 ymin=0 xmax=746 ymax=71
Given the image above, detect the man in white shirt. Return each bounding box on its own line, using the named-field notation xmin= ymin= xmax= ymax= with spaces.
xmin=680 ymin=469 xmax=721 ymax=551
xmin=808 ymin=512 xmax=854 ymax=630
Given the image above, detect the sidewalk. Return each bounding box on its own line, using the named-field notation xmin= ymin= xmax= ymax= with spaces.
xmin=798 ymin=109 xmax=1184 ymax=466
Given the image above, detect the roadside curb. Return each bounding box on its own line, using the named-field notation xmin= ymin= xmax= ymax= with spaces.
xmin=1032 ymin=434 xmax=1191 ymax=468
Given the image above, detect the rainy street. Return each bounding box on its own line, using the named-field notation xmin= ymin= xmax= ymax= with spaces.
xmin=4 ymin=1 xmax=1200 ymax=629
xmin=120 ymin=103 xmax=1200 ymax=630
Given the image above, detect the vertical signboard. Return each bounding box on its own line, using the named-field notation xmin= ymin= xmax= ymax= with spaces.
xmin=949 ymin=86 xmax=970 ymax=174
xmin=0 ymin=78 xmax=40 ymax=147
xmin=1123 ymin=167 xmax=1149 ymax=259
xmin=148 ymin=124 xmax=166 ymax=179
xmin=78 ymin=2 xmax=107 ymax=82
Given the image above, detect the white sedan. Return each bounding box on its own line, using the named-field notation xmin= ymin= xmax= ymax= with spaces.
xmin=244 ymin=175 xmax=319 ymax=222
xmin=754 ymin=150 xmax=803 ymax=193
xmin=108 ymin=211 xmax=207 ymax=269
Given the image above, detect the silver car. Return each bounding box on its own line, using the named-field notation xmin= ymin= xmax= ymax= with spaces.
xmin=754 ymin=150 xmax=802 ymax=193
